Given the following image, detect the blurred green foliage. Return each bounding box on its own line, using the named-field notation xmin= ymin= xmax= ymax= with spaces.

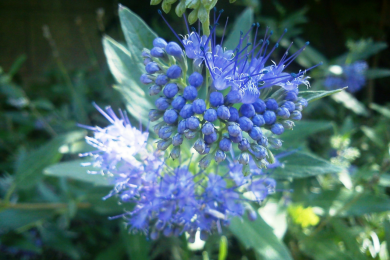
xmin=1 ymin=0 xmax=390 ymax=259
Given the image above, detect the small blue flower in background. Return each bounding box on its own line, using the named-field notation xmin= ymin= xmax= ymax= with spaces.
xmin=324 ymin=61 xmax=368 ymax=93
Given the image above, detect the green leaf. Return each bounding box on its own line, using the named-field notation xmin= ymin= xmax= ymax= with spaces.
xmin=14 ymin=130 xmax=86 ymax=189
xmin=370 ymin=103 xmax=390 ymax=118
xmin=224 ymin=8 xmax=254 ymax=50
xmin=282 ymin=120 xmax=333 ymax=148
xmin=330 ymin=219 xmax=368 ymax=260
xmin=8 ymin=54 xmax=27 ymax=79
xmin=44 ymin=159 xmax=111 ymax=187
xmin=361 ymin=126 xmax=385 ymax=148
xmin=40 ymin=226 xmax=81 ymax=259
xmin=384 ymin=219 xmax=390 ymax=257
xmin=365 ymin=68 xmax=390 ymax=79
xmin=229 ymin=213 xmax=293 ymax=260
xmin=331 ymin=91 xmax=369 ymax=116
xmin=301 ymin=231 xmax=356 ymax=260
xmin=96 ymin=240 xmax=125 ymax=260
xmin=121 ymin=225 xmax=151 ymax=260
xmin=218 ymin=236 xmax=228 ymax=260
xmin=103 ymin=36 xmax=154 ymax=126
xmin=272 ymin=151 xmax=343 ymax=178
xmin=299 ymin=87 xmax=346 ymax=103
xmin=0 ymin=209 xmax=55 ymax=230
xmin=118 ymin=5 xmax=157 ymax=64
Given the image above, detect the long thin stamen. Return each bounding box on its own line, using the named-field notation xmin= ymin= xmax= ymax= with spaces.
xmin=158 ymin=10 xmax=182 ymax=43
xmin=221 ymin=17 xmax=229 ymax=47
xmin=183 ymin=13 xmax=190 ymax=34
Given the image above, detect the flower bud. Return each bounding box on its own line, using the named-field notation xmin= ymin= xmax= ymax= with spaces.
xmin=219 ymin=138 xmax=231 ymax=151
xmin=199 ymin=145 xmax=210 ymax=154
xmin=217 ymin=105 xmax=230 ymax=120
xmin=202 ymin=122 xmax=215 ymax=135
xmin=157 ymin=138 xmax=172 ymax=151
xmin=155 ymin=97 xmax=170 ymax=111
xmin=188 ymin=72 xmax=203 ymax=87
xmin=153 ymin=37 xmax=167 ymax=48
xmin=172 ymin=133 xmax=183 ymax=146
xmin=199 ymin=154 xmax=212 ymax=169
xmin=165 ymin=42 xmax=183 ymax=57
xmin=291 ymin=110 xmax=302 ymax=120
xmin=163 ymin=83 xmax=179 ymax=98
xmin=145 ymin=62 xmax=161 ymax=74
xmin=238 ymin=152 xmax=250 ymax=165
xmin=153 ymin=121 xmax=166 ymax=135
xmin=140 ymin=74 xmax=153 ymax=84
xmin=257 ymin=136 xmax=268 ymax=147
xmin=250 ymin=143 xmax=267 ymax=159
xmin=184 ymin=129 xmax=196 ymax=139
xmin=282 ymin=120 xmax=295 ymax=129
xmin=269 ymin=137 xmax=283 ymax=149
xmin=149 ymin=85 xmax=162 ymax=96
xmin=186 ymin=116 xmax=200 ymax=130
xmin=192 ymin=98 xmax=206 ymax=114
xmin=225 ymin=90 xmax=242 ymax=104
xmin=163 ymin=109 xmax=178 ymax=124
xmin=163 ymin=225 xmax=173 ymax=237
xmin=276 ymin=107 xmax=290 ymax=119
xmin=266 ymin=147 xmax=275 ymax=164
xmin=143 ymin=57 xmax=152 ymax=66
xmin=271 ymin=123 xmax=284 ymax=135
xmin=149 ymin=109 xmax=163 ymax=121
xmin=170 ymin=146 xmax=181 ymax=159
xmin=215 ymin=150 xmax=226 ymax=163
xmin=238 ymin=138 xmax=250 ymax=151
xmin=183 ymin=86 xmax=198 ymax=100
xmin=166 ymin=65 xmax=182 ymax=79
xmin=194 ymin=138 xmax=206 ymax=153
xmin=155 ymin=74 xmax=169 ymax=86
xmin=150 ymin=47 xmax=166 ymax=58
xmin=158 ymin=125 xmax=174 ymax=139
xmin=178 ymin=120 xmax=187 ymax=134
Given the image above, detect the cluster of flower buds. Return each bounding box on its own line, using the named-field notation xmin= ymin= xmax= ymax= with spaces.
xmin=141 ymin=9 xmax=317 ymax=170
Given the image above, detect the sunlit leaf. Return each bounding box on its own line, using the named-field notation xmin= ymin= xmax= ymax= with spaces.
xmin=299 ymin=87 xmax=346 ymax=103
xmin=229 ymin=213 xmax=293 ymax=260
xmin=44 ymin=159 xmax=111 ymax=187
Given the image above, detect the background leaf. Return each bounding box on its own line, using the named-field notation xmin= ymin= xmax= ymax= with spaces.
xmin=272 ymin=151 xmax=342 ymax=178
xmin=229 ymin=213 xmax=293 ymax=260
xmin=224 ymin=8 xmax=254 ymax=50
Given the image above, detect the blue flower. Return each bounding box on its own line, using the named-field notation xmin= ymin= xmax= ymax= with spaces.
xmin=324 ymin=61 xmax=368 ymax=93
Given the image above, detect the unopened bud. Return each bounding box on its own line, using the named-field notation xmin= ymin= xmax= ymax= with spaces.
xmin=153 ymin=121 xmax=166 ymax=135
xmin=170 ymin=146 xmax=181 ymax=159
xmin=215 ymin=150 xmax=226 ymax=163
xmin=282 ymin=120 xmax=294 ymax=130
xmin=149 ymin=85 xmax=162 ymax=96
xmin=172 ymin=133 xmax=183 ymax=146
xmin=269 ymin=138 xmax=283 ymax=149
xmin=184 ymin=129 xmax=196 ymax=139
xmin=266 ymin=147 xmax=275 ymax=164
xmin=250 ymin=144 xmax=267 ymax=160
xmin=199 ymin=154 xmax=212 ymax=169
xmin=238 ymin=152 xmax=250 ymax=165
xmin=157 ymin=138 xmax=172 ymax=151
xmin=193 ymin=138 xmax=206 ymax=153
xmin=149 ymin=109 xmax=163 ymax=122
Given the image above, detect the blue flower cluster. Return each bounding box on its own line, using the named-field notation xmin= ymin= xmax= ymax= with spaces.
xmin=324 ymin=61 xmax=368 ymax=93
xmin=82 ymin=104 xmax=278 ymax=239
xmin=141 ymin=10 xmax=316 ymax=168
